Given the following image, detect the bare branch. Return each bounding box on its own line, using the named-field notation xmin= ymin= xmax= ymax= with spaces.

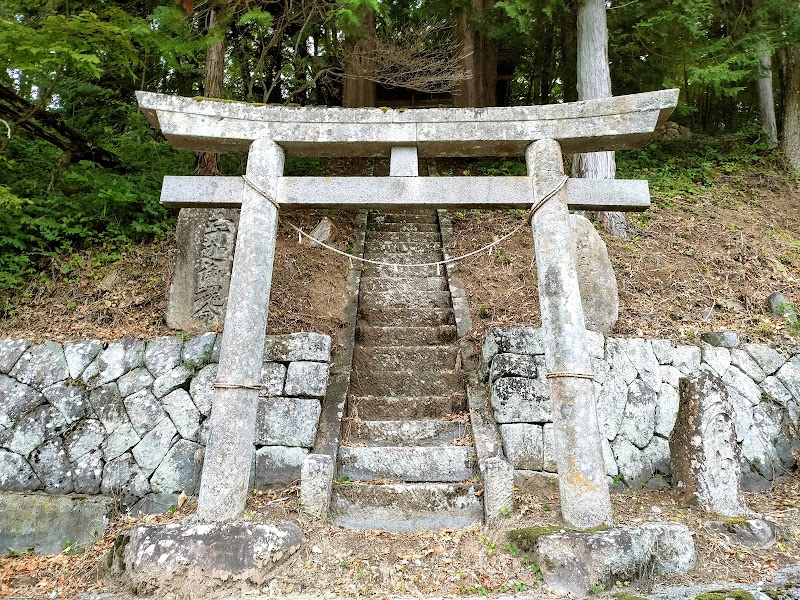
xmin=342 ymin=20 xmax=472 ymax=94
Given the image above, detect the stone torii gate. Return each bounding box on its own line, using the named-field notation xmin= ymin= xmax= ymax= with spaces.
xmin=138 ymin=89 xmax=678 ymax=529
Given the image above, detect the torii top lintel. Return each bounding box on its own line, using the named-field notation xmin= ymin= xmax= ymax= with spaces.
xmin=136 ymin=89 xmax=679 ymax=158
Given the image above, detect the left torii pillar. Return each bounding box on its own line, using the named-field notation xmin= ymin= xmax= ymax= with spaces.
xmin=197 ymin=138 xmax=284 ymax=522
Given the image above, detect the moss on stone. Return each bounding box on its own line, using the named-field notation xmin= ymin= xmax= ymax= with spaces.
xmin=613 ymin=592 xmax=649 ymax=600
xmin=720 ymin=516 xmax=749 ymax=526
xmin=694 ymin=589 xmax=755 ymax=600
xmin=507 ymin=525 xmax=610 ymax=551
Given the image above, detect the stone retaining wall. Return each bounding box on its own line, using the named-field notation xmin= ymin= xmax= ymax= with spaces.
xmin=482 ymin=328 xmax=800 ymax=489
xmin=0 ymin=332 xmax=331 ymax=511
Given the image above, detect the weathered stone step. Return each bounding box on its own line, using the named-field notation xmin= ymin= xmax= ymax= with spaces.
xmin=338 ymin=446 xmax=475 ymax=482
xmin=362 ymin=250 xmax=444 ymax=264
xmin=349 ymin=392 xmax=467 ymax=419
xmin=363 ymin=241 xmax=443 ymax=254
xmin=344 ymin=418 xmax=469 ymax=446
xmin=365 ymin=231 xmax=441 ymax=243
xmin=354 ymin=346 xmax=458 ymax=371
xmin=368 ymin=222 xmax=440 ymax=233
xmin=357 ymin=307 xmax=455 ymax=326
xmin=330 ymin=483 xmax=483 ymax=532
xmin=359 ymin=276 xmax=448 ymax=293
xmin=361 ymin=264 xmax=444 ymax=278
xmin=359 ymin=290 xmax=452 ymax=310
xmin=369 ymin=213 xmax=438 ymax=224
xmin=356 ymin=325 xmax=458 ymax=346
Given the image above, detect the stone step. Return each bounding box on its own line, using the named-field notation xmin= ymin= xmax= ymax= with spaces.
xmin=357 ymin=306 xmax=455 ymax=326
xmin=351 ymin=369 xmax=463 ymax=397
xmin=368 ymin=222 xmax=440 ymax=233
xmin=344 ymin=418 xmax=470 ymax=446
xmin=338 ymin=446 xmax=476 ymax=482
xmin=359 ymin=276 xmax=448 ymax=293
xmin=361 ymin=264 xmax=444 ymax=278
xmin=359 ymin=290 xmax=452 ymax=310
xmin=356 ymin=325 xmax=458 ymax=346
xmin=353 ymin=346 xmax=458 ymax=371
xmin=349 ymin=393 xmax=467 ymax=419
xmin=362 ymin=250 xmax=444 ymax=264
xmin=365 ymin=231 xmax=441 ymax=243
xmin=369 ymin=213 xmax=439 ymax=224
xmin=363 ymin=240 xmax=443 ymax=254
xmin=330 ymin=483 xmax=483 ymax=532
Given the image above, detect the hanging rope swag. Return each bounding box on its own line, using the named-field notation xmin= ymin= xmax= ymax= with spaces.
xmin=242 ymin=173 xmax=569 ymax=274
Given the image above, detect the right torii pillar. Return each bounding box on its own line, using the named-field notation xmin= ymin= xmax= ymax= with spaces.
xmin=528 ymin=139 xmax=613 ymax=528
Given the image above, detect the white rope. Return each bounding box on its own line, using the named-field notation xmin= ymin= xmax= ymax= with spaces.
xmin=0 ymin=119 xmax=11 ymax=139
xmin=241 ymin=174 xmax=568 ymax=270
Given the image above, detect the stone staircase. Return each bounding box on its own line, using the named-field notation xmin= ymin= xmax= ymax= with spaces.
xmin=329 ymin=208 xmax=484 ymax=531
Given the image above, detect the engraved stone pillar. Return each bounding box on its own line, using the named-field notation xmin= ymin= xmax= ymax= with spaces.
xmin=166 ymin=208 xmax=238 ymax=333
xmin=526 ymin=139 xmax=613 ymax=529
xmin=197 ymin=139 xmax=284 ymax=522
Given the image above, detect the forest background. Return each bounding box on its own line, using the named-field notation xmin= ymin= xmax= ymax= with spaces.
xmin=0 ymin=0 xmax=799 ymax=297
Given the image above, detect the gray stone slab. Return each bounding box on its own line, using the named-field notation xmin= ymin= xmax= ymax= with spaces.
xmin=9 ymin=341 xmax=68 ymax=390
xmin=121 ymin=521 xmax=302 ymax=588
xmin=101 ymin=421 xmax=141 ymax=461
xmin=161 ymin=388 xmax=200 ymax=441
xmin=129 ymin=492 xmax=180 ymax=516
xmin=189 ymin=363 xmax=217 ymax=416
xmin=101 ymin=452 xmax=150 ymax=505
xmin=0 ymin=374 xmax=45 ymax=429
xmin=619 ymin=379 xmax=657 ymax=450
xmin=254 ymin=446 xmax=308 ymax=486
xmin=152 ymin=364 xmax=192 ymax=399
xmin=777 ymin=357 xmax=800 ymax=402
xmin=255 ymin=396 xmax=321 ymax=447
xmin=723 ymin=365 xmax=763 ymax=406
xmin=87 ymin=382 xmax=128 ymax=431
xmin=284 ymin=361 xmax=329 ymax=398
xmin=144 ymin=336 xmax=183 ymax=378
xmin=660 ymin=364 xmax=683 ymax=387
xmin=500 ymin=423 xmax=544 ymax=470
xmin=701 ymin=331 xmax=740 ymax=348
xmin=651 ymin=339 xmax=675 ymax=365
xmin=0 ymin=449 xmax=40 ymax=491
xmin=672 ymin=344 xmax=701 ymax=374
xmin=72 ymin=449 xmax=103 ymax=494
xmin=132 ymin=418 xmax=178 ymax=472
xmin=330 ymin=482 xmax=483 ymax=532
xmin=655 ymin=382 xmax=680 ymax=437
xmin=264 ymin=332 xmax=332 ymax=363
xmin=595 ymin=369 xmax=627 ymax=440
xmin=43 ymin=381 xmax=91 ymax=424
xmin=150 ymin=438 xmax=203 ymax=495
xmin=0 ymin=339 xmax=31 ymax=373
xmin=0 ymin=403 xmax=52 ymax=456
xmin=260 ymin=362 xmax=286 ymax=396
xmin=63 ymin=339 xmax=103 ymax=379
xmin=30 ymin=438 xmax=73 ymax=493
xmin=0 ymin=492 xmax=113 ymax=554
xmin=182 ymin=332 xmax=217 ymax=369
xmin=82 ymin=338 xmax=145 ymax=387
xmin=300 ymin=454 xmax=334 ymax=519
xmin=745 ymin=343 xmax=785 ymax=377
xmin=491 ymin=376 xmax=551 ymax=423
xmin=731 ymin=348 xmax=767 ymax=383
xmin=123 ymin=388 xmax=166 ymax=436
xmin=138 ymin=88 xmax=679 ymax=156
xmin=490 ymin=353 xmax=538 ymax=382
xmin=701 ymin=343 xmax=732 ymax=377
xmin=338 ymin=446 xmax=475 ymax=482
xmin=116 ymin=367 xmax=154 ymax=398
xmin=64 ymin=419 xmax=106 ymax=462
xmin=605 ymin=338 xmax=639 ymax=385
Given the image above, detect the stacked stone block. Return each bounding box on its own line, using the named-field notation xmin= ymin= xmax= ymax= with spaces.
xmin=0 ymin=332 xmax=330 ymax=509
xmin=483 ymin=327 xmax=800 ymax=488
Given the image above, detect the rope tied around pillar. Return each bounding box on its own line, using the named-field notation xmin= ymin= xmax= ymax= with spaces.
xmin=546 ymin=372 xmax=594 ymax=380
xmin=213 ymin=381 xmax=263 ymax=390
xmin=241 ymin=173 xmax=569 ymax=271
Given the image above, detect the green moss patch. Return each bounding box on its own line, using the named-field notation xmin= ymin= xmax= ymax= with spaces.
xmin=695 ymin=589 xmax=755 ymax=600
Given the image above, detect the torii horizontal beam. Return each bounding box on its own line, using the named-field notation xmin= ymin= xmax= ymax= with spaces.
xmin=160 ymin=175 xmax=651 ymax=211
xmin=137 ymin=89 xmax=679 ymax=157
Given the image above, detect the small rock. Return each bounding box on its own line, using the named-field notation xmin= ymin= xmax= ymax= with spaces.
xmin=706 ymin=518 xmax=781 ymax=548
xmin=182 ymin=332 xmax=217 ymax=369
xmin=701 ymin=331 xmax=739 ymax=348
xmin=0 ymin=339 xmax=31 ymax=373
xmin=63 ymin=340 xmax=103 ymax=379
xmin=144 ymin=336 xmax=184 ymax=378
xmin=302 ymin=217 xmax=337 ymax=247
xmin=765 ymin=292 xmax=794 ymax=318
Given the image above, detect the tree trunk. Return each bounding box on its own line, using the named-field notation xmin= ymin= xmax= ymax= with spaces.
xmin=342 ymin=11 xmax=377 ymax=108
xmin=454 ymin=0 xmax=498 ymax=108
xmin=197 ymin=5 xmax=225 ymax=176
xmin=560 ymin=1 xmax=578 ymax=103
xmin=572 ymin=0 xmax=626 ymax=237
xmin=780 ymin=46 xmax=800 ymax=171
